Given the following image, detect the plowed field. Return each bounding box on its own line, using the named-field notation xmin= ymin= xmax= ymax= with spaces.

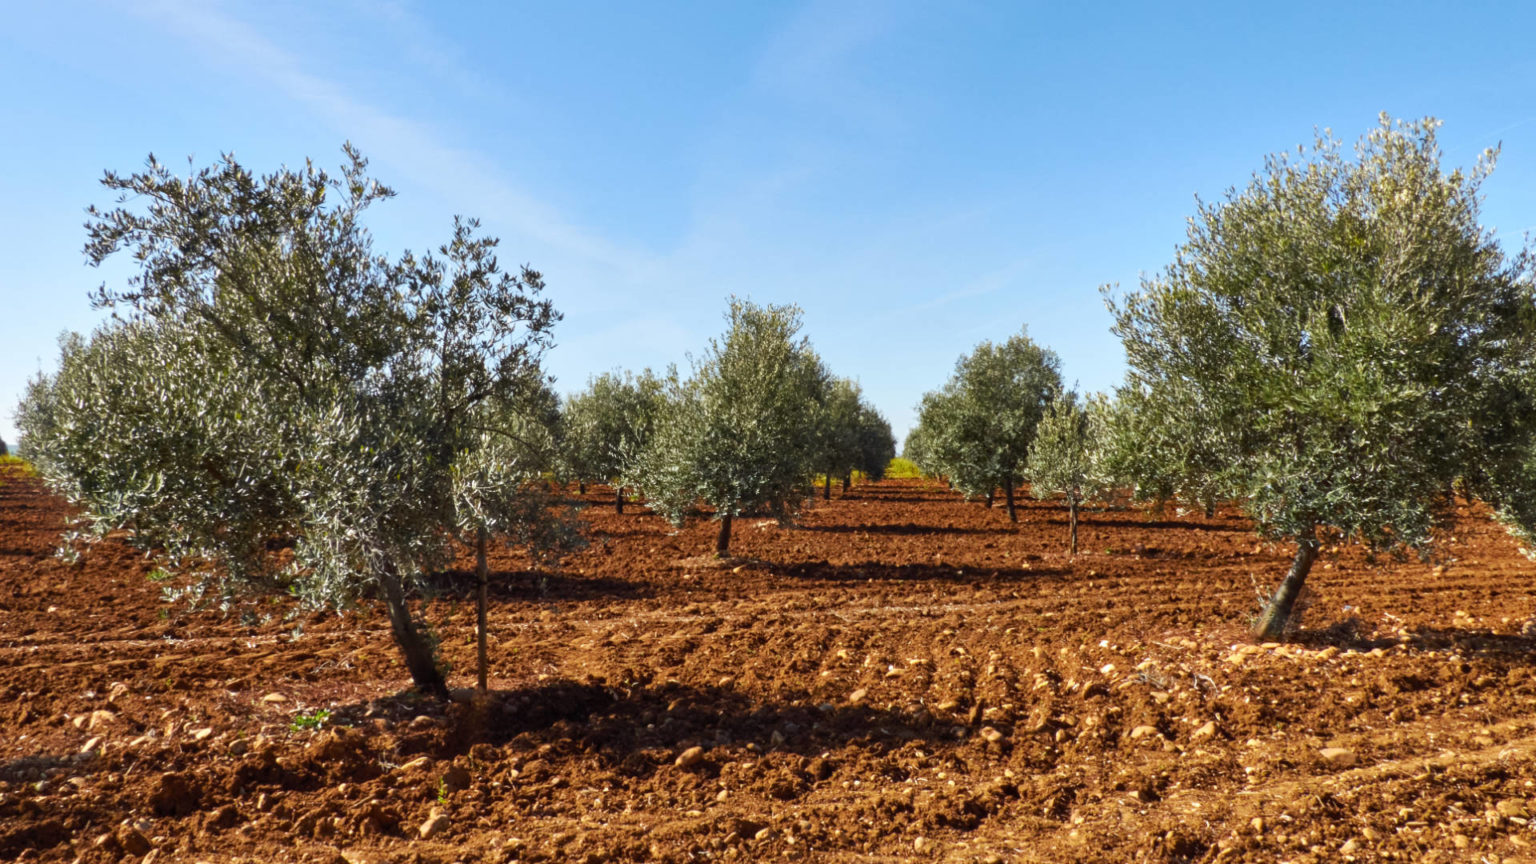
xmin=4 ymin=461 xmax=1536 ymax=864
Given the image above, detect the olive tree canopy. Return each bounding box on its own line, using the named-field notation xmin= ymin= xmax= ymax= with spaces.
xmin=560 ymin=369 xmax=665 ymax=512
xmin=912 ymin=328 xmax=1062 ymax=520
xmin=1026 ymin=390 xmax=1115 ymax=555
xmin=1107 ymin=115 xmax=1536 ymax=640
xmin=629 ymin=299 xmax=828 ymax=556
xmin=17 ymin=147 xmax=570 ymax=696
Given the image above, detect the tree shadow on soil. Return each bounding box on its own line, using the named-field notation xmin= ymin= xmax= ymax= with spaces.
xmin=1292 ymin=619 xmax=1536 ymax=660
xmin=335 ymin=679 xmax=997 ymax=773
xmin=799 ymin=522 xmax=1017 ymax=537
xmin=1040 ymin=516 xmax=1245 ymax=533
xmin=424 ymin=569 xmax=654 ymax=603
xmin=759 ymin=560 xmax=1069 ymax=585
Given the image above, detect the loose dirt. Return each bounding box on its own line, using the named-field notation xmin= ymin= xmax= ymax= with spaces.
xmin=3 ymin=462 xmax=1536 ymax=863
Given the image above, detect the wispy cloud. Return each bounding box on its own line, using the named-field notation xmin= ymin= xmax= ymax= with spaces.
xmin=126 ymin=0 xmax=646 ymax=274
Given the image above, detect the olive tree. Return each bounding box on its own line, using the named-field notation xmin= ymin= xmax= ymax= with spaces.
xmin=812 ymin=378 xmax=864 ymax=499
xmin=912 ymin=329 xmax=1062 ymax=520
xmin=629 ymin=299 xmax=828 ymax=556
xmin=1108 ymin=115 xmax=1536 ymax=641
xmin=902 ymin=421 xmax=937 ymax=478
xmin=1025 ymin=390 xmax=1114 ymax=555
xmin=853 ymin=402 xmax=897 ymax=484
xmin=17 ymin=147 xmax=572 ymax=696
xmin=560 ymin=370 xmax=665 ymax=511
xmin=1099 ymin=384 xmax=1239 ymax=517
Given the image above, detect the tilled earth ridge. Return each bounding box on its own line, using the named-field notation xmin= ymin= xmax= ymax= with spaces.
xmin=3 ymin=463 xmax=1536 ymax=863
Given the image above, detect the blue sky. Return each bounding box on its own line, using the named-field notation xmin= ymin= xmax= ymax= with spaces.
xmin=5 ymin=1 xmax=1536 ymax=448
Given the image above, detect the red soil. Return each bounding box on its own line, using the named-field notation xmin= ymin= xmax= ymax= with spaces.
xmin=3 ymin=463 xmax=1536 ymax=863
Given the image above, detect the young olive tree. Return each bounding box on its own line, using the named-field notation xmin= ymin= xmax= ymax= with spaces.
xmin=18 ymin=147 xmax=572 ymax=697
xmin=1107 ymin=115 xmax=1536 ymax=641
xmin=560 ymin=370 xmax=666 ymax=511
xmin=812 ymin=378 xmax=864 ymax=500
xmin=913 ymin=329 xmax=1062 ymax=520
xmin=853 ymin=402 xmax=897 ymax=484
xmin=629 ymin=299 xmax=828 ymax=556
xmin=1026 ymin=391 xmax=1114 ymax=555
xmin=902 ymin=421 xmax=937 ymax=478
xmin=1099 ymin=384 xmax=1239 ymax=517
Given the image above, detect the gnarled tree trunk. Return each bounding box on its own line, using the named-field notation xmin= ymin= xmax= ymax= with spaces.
xmin=824 ymin=473 xmax=832 ymax=500
xmin=715 ymin=513 xmax=733 ymax=557
xmin=475 ymin=527 xmax=489 ymax=693
xmin=378 ymin=562 xmax=448 ymax=699
xmin=1252 ymin=528 xmax=1320 ymax=641
xmin=1004 ymin=478 xmax=1018 ymax=523
xmin=1069 ymin=495 xmax=1079 ymax=556
xmin=615 ymin=486 xmax=625 ymax=514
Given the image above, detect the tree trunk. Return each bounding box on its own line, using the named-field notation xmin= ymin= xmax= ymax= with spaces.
xmin=1252 ymin=530 xmax=1321 ymax=641
xmin=1004 ymin=478 xmax=1017 ymax=523
xmin=842 ymin=473 xmax=852 ymax=494
xmin=1204 ymin=498 xmax=1216 ymax=519
xmin=475 ymin=527 xmax=489 ymax=693
xmin=615 ymin=486 xmax=625 ymax=514
xmin=1069 ymin=496 xmax=1078 ymax=556
xmin=578 ymin=481 xmax=586 ymax=496
xmin=824 ymin=473 xmax=832 ymax=501
xmin=378 ymin=563 xmax=448 ymax=699
xmin=985 ymin=489 xmax=995 ymax=508
xmin=715 ymin=513 xmax=733 ymax=557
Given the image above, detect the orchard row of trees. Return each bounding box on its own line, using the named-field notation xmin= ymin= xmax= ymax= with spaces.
xmin=556 ymin=330 xmax=896 ymax=539
xmin=15 ymin=113 xmax=1536 ymax=694
xmin=910 ymin=115 xmax=1536 ymax=641
xmin=12 ymin=147 xmax=893 ymax=696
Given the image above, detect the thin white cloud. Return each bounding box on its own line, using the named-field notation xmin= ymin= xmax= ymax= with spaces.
xmin=125 ymin=0 xmax=647 ymax=274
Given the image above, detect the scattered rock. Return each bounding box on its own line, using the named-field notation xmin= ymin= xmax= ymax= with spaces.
xmin=107 ymin=683 xmax=131 ymax=704
xmin=1129 ymin=725 xmax=1158 ymax=740
xmin=1340 ymin=838 xmax=1359 ymax=854
xmin=979 ymin=726 xmax=1005 ymax=744
xmin=81 ymin=736 xmax=103 ymax=754
xmin=228 ymin=739 xmax=248 ymax=756
xmin=191 ymin=727 xmax=214 ymax=742
xmin=675 ymin=746 xmax=705 ymax=768
xmin=149 ymin=772 xmax=201 ymax=817
xmin=1192 ymin=721 xmax=1217 ymax=741
xmin=260 ymin=693 xmax=287 ymax=704
xmin=204 ymin=804 xmax=241 ymax=830
xmin=418 ymin=810 xmax=450 ymax=840
xmin=399 ymin=756 xmax=433 ymax=772
xmin=117 ymin=824 xmax=152 ymax=856
xmin=1319 ymin=747 xmax=1357 ymax=767
xmin=87 ymin=710 xmax=118 ymax=731
xmin=441 ymin=765 xmax=472 ymax=792
xmin=913 ymin=836 xmax=931 ymax=853
xmin=849 ymin=688 xmax=868 ymax=705
xmin=1497 ymin=799 xmax=1529 ymax=818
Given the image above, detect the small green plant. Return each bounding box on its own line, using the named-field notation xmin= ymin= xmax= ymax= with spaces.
xmin=436 ymin=777 xmax=449 ymax=805
xmin=147 ymin=568 xmax=174 ymax=582
xmin=289 ymin=708 xmax=332 ymax=731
